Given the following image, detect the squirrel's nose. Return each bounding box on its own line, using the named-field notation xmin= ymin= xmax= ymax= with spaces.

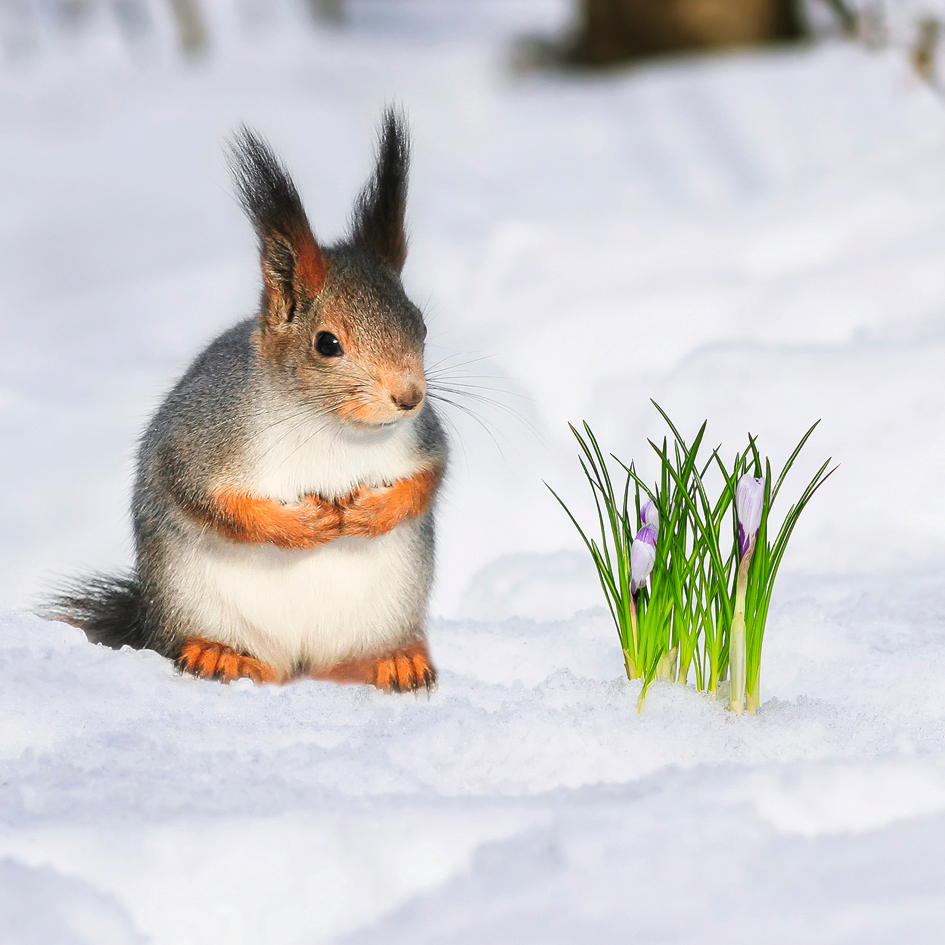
xmin=390 ymin=384 xmax=424 ymax=412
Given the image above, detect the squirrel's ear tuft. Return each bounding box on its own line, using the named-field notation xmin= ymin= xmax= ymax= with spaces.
xmin=228 ymin=126 xmax=327 ymax=326
xmin=349 ymin=108 xmax=410 ymax=274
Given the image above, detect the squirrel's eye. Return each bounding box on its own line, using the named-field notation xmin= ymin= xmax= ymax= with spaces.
xmin=315 ymin=331 xmax=344 ymax=358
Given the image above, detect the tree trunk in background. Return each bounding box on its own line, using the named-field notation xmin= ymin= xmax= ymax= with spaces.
xmin=167 ymin=0 xmax=207 ymax=59
xmin=308 ymin=0 xmax=345 ymax=26
xmin=566 ymin=0 xmax=805 ymax=66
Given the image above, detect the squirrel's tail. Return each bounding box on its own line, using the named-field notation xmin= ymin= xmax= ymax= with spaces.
xmin=45 ymin=573 xmax=150 ymax=650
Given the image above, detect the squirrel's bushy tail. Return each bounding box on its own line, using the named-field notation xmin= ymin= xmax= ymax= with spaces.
xmin=46 ymin=573 xmax=149 ymax=650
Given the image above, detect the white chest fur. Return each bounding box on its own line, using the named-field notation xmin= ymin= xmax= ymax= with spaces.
xmin=246 ymin=408 xmax=424 ymax=502
xmin=171 ymin=411 xmax=432 ymax=673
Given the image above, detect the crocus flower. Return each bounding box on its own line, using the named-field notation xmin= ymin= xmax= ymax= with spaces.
xmin=735 ymin=475 xmax=764 ymax=558
xmin=640 ymin=498 xmax=659 ymax=533
xmin=630 ymin=523 xmax=658 ymax=594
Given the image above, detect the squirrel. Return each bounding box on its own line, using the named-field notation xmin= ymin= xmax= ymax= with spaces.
xmin=47 ymin=109 xmax=447 ymax=692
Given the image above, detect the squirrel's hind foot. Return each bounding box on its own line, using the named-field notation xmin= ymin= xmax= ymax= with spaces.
xmin=176 ymin=638 xmax=280 ymax=684
xmin=373 ymin=647 xmax=437 ymax=694
xmin=318 ymin=642 xmax=436 ymax=694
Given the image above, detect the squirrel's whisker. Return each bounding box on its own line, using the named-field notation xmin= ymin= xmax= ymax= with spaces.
xmin=427 ymin=392 xmax=503 ymax=456
xmin=426 ymin=383 xmax=540 ymax=441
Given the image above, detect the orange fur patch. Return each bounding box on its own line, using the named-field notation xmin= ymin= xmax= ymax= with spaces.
xmin=339 ymin=400 xmax=393 ymax=425
xmin=339 ymin=464 xmax=442 ymax=539
xmin=177 ymin=638 xmax=279 ymax=684
xmin=318 ymin=641 xmax=435 ymax=692
xmin=294 ymin=227 xmax=327 ymax=292
xmin=208 ymin=487 xmax=342 ymax=549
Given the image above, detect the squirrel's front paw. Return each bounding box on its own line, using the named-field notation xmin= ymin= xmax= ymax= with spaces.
xmin=337 ymin=485 xmax=394 ymax=538
xmin=176 ymin=638 xmax=280 ymax=684
xmin=295 ymin=495 xmax=345 ymax=546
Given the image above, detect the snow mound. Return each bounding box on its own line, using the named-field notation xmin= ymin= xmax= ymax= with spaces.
xmin=4 ymin=568 xmax=945 ymax=942
xmin=0 ymin=858 xmax=145 ymax=945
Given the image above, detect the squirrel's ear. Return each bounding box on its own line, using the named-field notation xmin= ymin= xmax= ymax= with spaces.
xmin=349 ymin=108 xmax=410 ymax=274
xmin=228 ymin=127 xmax=327 ymax=326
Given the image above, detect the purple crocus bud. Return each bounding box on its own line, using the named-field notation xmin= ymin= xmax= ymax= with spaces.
xmin=736 ymin=474 xmax=764 ymax=557
xmin=640 ymin=498 xmax=659 ymax=533
xmin=630 ymin=523 xmax=658 ymax=594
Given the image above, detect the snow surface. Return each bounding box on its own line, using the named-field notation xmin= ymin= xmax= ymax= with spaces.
xmin=3 ymin=2 xmax=945 ymax=943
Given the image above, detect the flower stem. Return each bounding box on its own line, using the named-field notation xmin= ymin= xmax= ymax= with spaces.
xmin=627 ymin=595 xmax=641 ymax=678
xmin=728 ymin=538 xmax=755 ymax=714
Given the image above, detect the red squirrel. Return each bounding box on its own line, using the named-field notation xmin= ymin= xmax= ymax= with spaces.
xmin=49 ymin=110 xmax=448 ymax=692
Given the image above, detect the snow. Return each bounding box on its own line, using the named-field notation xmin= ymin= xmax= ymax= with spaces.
xmin=3 ymin=2 xmax=945 ymax=942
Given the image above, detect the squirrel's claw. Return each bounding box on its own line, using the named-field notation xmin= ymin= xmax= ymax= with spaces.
xmin=315 ymin=641 xmax=436 ymax=693
xmin=176 ymin=638 xmax=279 ymax=684
xmin=372 ymin=646 xmax=437 ymax=694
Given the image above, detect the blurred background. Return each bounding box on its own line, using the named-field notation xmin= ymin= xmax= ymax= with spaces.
xmin=3 ymin=0 xmax=943 ymax=67
xmin=2 ymin=0 xmax=945 ymax=621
